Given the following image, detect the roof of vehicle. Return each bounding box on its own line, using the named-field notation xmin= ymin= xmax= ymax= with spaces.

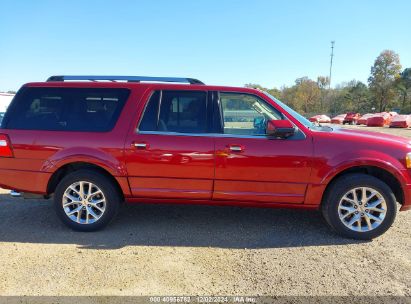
xmin=22 ymin=75 xmax=262 ymax=95
xmin=24 ymin=81 xmax=260 ymax=95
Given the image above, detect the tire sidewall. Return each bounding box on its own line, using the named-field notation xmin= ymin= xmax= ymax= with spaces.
xmin=54 ymin=170 xmax=120 ymax=232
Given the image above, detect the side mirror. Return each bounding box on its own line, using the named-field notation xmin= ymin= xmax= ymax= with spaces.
xmin=266 ymin=120 xmax=295 ymax=138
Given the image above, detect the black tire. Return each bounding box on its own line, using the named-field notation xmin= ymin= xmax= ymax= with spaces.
xmin=322 ymin=173 xmax=397 ymax=240
xmin=54 ymin=170 xmax=122 ymax=232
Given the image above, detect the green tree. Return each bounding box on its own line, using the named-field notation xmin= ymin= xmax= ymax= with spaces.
xmin=368 ymin=50 xmax=402 ymax=112
xmin=396 ymin=68 xmax=411 ymax=112
xmin=294 ymin=77 xmax=321 ymax=114
xmin=317 ymin=76 xmax=330 ymax=112
xmin=343 ymin=80 xmax=371 ymax=112
xmin=331 ymin=85 xmax=351 ymax=114
xmin=244 ymin=83 xmax=281 ymax=99
xmin=280 ymin=85 xmax=298 ymax=110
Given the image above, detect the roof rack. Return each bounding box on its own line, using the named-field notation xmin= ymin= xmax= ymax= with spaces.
xmin=46 ymin=75 xmax=204 ymax=85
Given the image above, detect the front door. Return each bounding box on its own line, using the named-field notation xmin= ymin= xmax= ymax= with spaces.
xmin=125 ymin=90 xmax=215 ymax=200
xmin=213 ymin=92 xmax=313 ymax=204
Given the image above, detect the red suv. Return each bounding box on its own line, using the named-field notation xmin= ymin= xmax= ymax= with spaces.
xmin=1 ymin=75 xmax=410 ymax=239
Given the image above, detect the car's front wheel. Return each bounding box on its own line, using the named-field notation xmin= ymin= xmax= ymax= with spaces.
xmin=54 ymin=170 xmax=121 ymax=231
xmin=322 ymin=174 xmax=397 ymax=240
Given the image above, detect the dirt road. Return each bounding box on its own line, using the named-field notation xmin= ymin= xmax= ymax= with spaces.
xmin=0 ymin=125 xmax=410 ymax=297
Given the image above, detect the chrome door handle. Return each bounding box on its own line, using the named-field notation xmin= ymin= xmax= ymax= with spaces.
xmin=228 ymin=145 xmax=244 ymax=152
xmin=133 ymin=142 xmax=149 ymax=150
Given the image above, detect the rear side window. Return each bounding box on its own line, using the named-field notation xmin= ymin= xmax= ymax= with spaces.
xmin=3 ymin=87 xmax=130 ymax=132
xmin=139 ymin=91 xmax=160 ymax=131
xmin=139 ymin=90 xmax=208 ymax=133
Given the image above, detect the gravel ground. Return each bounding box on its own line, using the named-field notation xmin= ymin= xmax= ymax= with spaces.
xmin=0 ymin=125 xmax=410 ymax=297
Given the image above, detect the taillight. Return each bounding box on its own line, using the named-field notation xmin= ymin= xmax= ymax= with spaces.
xmin=0 ymin=134 xmax=13 ymax=158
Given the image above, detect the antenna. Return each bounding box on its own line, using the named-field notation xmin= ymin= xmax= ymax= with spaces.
xmin=329 ymin=41 xmax=335 ymax=89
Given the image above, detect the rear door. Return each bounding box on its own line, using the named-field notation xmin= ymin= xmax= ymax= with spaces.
xmin=124 ymin=90 xmax=216 ymax=200
xmin=213 ymin=92 xmax=313 ymax=204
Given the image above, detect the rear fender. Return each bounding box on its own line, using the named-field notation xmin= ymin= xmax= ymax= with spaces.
xmin=41 ymin=147 xmax=127 ymax=177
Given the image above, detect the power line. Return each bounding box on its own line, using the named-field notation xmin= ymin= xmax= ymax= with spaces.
xmin=329 ymin=41 xmax=335 ymax=89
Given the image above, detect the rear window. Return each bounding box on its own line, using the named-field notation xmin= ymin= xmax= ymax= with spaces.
xmin=2 ymin=87 xmax=130 ymax=132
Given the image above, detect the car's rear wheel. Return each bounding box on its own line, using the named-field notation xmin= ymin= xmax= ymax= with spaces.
xmin=322 ymin=174 xmax=397 ymax=240
xmin=54 ymin=170 xmax=121 ymax=231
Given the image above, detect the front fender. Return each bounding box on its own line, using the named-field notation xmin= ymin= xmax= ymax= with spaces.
xmin=321 ymin=158 xmax=408 ymax=187
xmin=304 ymin=149 xmax=411 ymax=207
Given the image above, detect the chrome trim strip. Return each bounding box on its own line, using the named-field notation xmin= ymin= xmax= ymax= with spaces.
xmin=214 ymin=191 xmax=305 ymax=198
xmin=137 ymin=130 xmax=306 ymax=140
xmin=131 ymin=188 xmax=211 ymax=194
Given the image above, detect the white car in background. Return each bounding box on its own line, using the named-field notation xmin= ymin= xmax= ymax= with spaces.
xmin=0 ymin=92 xmax=15 ymax=113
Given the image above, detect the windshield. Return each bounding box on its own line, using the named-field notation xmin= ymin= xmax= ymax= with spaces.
xmin=262 ymin=92 xmax=319 ymax=129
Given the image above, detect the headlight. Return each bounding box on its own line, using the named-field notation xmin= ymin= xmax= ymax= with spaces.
xmin=406 ymin=152 xmax=411 ymax=168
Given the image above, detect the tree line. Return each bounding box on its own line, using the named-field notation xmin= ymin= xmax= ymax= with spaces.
xmin=246 ymin=50 xmax=411 ymax=116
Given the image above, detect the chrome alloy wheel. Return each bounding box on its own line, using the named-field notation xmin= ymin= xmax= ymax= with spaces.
xmin=338 ymin=187 xmax=387 ymax=232
xmin=62 ymin=181 xmax=106 ymax=224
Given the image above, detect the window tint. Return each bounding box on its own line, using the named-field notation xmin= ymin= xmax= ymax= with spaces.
xmin=139 ymin=91 xmax=208 ymax=134
xmin=4 ymin=87 xmax=129 ymax=132
xmin=0 ymin=112 xmax=5 ymax=125
xmin=220 ymin=93 xmax=283 ymax=136
xmin=139 ymin=91 xmax=160 ymax=131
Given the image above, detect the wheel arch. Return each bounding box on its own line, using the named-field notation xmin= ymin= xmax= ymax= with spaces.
xmin=321 ymin=165 xmax=405 ymax=207
xmin=46 ymin=162 xmax=126 ymax=201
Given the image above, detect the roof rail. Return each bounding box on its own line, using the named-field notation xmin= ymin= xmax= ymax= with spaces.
xmin=46 ymin=75 xmax=204 ymax=85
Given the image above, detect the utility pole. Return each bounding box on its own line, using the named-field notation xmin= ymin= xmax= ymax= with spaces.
xmin=329 ymin=41 xmax=335 ymax=89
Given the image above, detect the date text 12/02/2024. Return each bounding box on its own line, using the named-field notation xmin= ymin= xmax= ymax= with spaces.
xmin=149 ymin=296 xmax=257 ymax=303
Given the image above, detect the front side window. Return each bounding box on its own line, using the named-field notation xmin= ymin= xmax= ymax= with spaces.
xmin=219 ymin=92 xmax=283 ymax=136
xmin=139 ymin=90 xmax=208 ymax=134
xmin=4 ymin=87 xmax=129 ymax=132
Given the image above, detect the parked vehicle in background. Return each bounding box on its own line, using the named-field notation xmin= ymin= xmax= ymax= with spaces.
xmin=357 ymin=113 xmax=375 ymax=125
xmin=367 ymin=112 xmax=392 ymax=127
xmin=0 ymin=75 xmax=410 ymax=240
xmin=343 ymin=112 xmax=361 ymax=125
xmin=331 ymin=114 xmax=346 ymax=124
xmin=0 ymin=92 xmax=15 ymax=113
xmin=309 ymin=114 xmax=331 ymax=123
xmin=390 ymin=115 xmax=411 ymax=128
